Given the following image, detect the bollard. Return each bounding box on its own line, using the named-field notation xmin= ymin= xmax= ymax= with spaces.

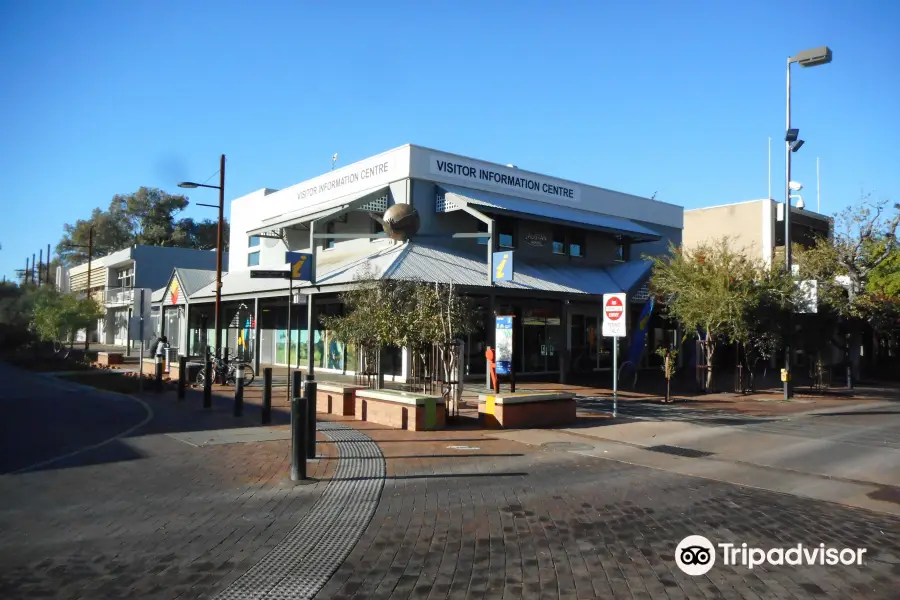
xmin=304 ymin=378 xmax=317 ymax=459
xmin=177 ymin=356 xmax=186 ymax=400
xmin=221 ymin=349 xmax=229 ymax=386
xmin=203 ymin=358 xmax=212 ymax=409
xmin=262 ymin=368 xmax=273 ymax=425
xmin=234 ymin=364 xmax=244 ymax=417
xmin=155 ymin=355 xmax=163 ymax=393
xmin=291 ymin=371 xmax=307 ymax=481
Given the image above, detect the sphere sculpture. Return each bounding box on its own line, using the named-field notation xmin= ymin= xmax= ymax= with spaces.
xmin=381 ymin=203 xmax=420 ymax=241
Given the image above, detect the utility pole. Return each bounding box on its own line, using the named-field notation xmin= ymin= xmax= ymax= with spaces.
xmin=38 ymin=249 xmax=43 ymax=285
xmin=46 ymin=243 xmax=51 ymax=287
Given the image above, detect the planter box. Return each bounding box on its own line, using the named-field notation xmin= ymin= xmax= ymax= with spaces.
xmin=355 ymin=389 xmax=445 ymax=431
xmin=97 ymin=352 xmax=123 ymax=366
xmin=316 ymin=383 xmax=366 ymax=416
xmin=478 ymin=391 xmax=577 ymax=429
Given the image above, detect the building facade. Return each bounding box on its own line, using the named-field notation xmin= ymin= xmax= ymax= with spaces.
xmin=160 ymin=144 xmax=684 ymax=383
xmin=59 ymin=245 xmax=224 ymax=347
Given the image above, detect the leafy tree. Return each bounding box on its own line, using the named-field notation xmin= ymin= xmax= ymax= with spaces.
xmin=796 ymin=196 xmax=900 ymax=379
xmin=0 ymin=282 xmax=34 ymax=351
xmin=30 ymin=287 xmax=104 ymax=350
xmin=56 ymin=187 xmax=229 ymax=266
xmin=648 ymin=237 xmax=786 ymax=390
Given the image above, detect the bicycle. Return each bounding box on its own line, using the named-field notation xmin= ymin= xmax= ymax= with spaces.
xmin=195 ymin=356 xmax=255 ymax=387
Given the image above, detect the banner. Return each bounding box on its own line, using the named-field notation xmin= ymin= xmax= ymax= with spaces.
xmin=627 ymin=296 xmax=655 ymax=366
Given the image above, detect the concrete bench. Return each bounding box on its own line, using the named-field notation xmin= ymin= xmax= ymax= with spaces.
xmin=478 ymin=391 xmax=577 ymax=429
xmin=316 ymin=382 xmax=367 ymax=416
xmin=355 ymin=389 xmax=445 ymax=431
xmin=97 ymin=352 xmax=123 ymax=366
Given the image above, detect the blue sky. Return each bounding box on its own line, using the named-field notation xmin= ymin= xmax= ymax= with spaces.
xmin=1 ymin=0 xmax=898 ymax=281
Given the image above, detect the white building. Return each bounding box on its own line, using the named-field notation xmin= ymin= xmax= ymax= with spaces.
xmin=157 ymin=143 xmax=684 ymax=383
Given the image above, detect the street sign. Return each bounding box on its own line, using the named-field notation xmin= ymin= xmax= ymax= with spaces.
xmin=250 ymin=270 xmax=291 ymax=279
xmin=602 ymin=293 xmax=627 ymax=338
xmin=492 ymin=251 xmax=514 ymax=283
xmin=286 ymin=252 xmax=313 ymax=281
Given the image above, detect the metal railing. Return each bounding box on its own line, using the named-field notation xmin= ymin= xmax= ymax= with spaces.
xmin=103 ymin=288 xmax=134 ymax=305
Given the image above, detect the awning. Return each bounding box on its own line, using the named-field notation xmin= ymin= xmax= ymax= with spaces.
xmin=247 ymin=185 xmax=390 ymax=237
xmin=438 ymin=184 xmax=661 ymax=242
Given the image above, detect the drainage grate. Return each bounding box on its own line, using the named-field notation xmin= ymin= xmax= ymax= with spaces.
xmin=645 ymin=444 xmax=714 ymax=459
xmin=214 ymin=421 xmax=385 ymax=600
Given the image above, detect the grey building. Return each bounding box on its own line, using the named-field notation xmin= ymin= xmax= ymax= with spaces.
xmin=60 ymin=245 xmax=225 ymax=347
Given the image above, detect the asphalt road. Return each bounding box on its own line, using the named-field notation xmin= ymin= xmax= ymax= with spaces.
xmin=0 ymin=363 xmax=151 ymax=474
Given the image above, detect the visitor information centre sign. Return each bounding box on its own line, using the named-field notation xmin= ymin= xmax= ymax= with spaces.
xmin=602 ymin=293 xmax=627 ymax=337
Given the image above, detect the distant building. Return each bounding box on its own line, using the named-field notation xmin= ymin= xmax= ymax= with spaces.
xmin=683 ymin=198 xmax=832 ymax=268
xmin=58 ymin=245 xmax=226 ymax=347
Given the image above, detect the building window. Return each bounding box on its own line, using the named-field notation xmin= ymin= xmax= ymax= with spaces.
xmin=325 ymin=222 xmax=336 ymax=249
xmin=552 ymin=228 xmax=566 ymax=255
xmin=476 ymin=221 xmax=488 ymax=245
xmin=569 ymin=231 xmax=585 ymax=258
xmin=370 ymin=214 xmax=382 ymax=242
xmin=116 ymin=267 xmax=134 ymax=288
xmin=247 ymin=251 xmax=260 ymax=267
xmin=497 ymin=217 xmax=515 ymax=248
xmin=248 ymin=235 xmax=260 ymax=248
xmin=615 ymin=242 xmax=629 ymax=262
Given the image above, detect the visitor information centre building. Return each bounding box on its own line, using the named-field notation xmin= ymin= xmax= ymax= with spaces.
xmin=157 ymin=144 xmax=683 ymax=384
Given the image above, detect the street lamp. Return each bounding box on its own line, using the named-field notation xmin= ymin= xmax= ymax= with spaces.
xmin=783 ymin=45 xmax=832 ymax=399
xmin=178 ymin=154 xmax=226 ymax=372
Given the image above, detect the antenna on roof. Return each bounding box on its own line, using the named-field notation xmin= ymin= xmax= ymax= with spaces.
xmin=650 ymin=191 xmax=657 ymax=201
xmin=332 ymin=153 xmax=338 ymax=170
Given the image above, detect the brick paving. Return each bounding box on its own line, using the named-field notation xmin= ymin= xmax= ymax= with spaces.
xmin=317 ymin=418 xmax=900 ymax=600
xmin=3 ymin=368 xmax=899 ymax=599
xmin=0 ymin=382 xmax=336 ymax=600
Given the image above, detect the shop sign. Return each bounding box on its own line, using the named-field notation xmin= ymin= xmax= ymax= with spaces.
xmin=524 ymin=232 xmax=548 ymax=247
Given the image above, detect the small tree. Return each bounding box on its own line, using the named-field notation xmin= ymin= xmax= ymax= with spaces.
xmin=648 ymin=238 xmax=760 ymax=391
xmin=655 ymin=346 xmax=679 ymax=402
xmin=0 ymin=282 xmax=35 ymax=353
xmin=414 ymin=282 xmax=477 ymax=415
xmin=30 ymin=287 xmax=103 ymax=351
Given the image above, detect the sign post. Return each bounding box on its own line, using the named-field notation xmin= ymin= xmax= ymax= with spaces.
xmin=602 ymin=293 xmax=627 ymax=417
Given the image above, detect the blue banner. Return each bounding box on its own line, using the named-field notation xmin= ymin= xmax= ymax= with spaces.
xmin=627 ymin=296 xmax=655 ymax=366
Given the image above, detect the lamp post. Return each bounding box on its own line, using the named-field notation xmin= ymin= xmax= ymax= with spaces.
xmin=178 ymin=154 xmax=226 ymax=371
xmin=783 ymin=45 xmax=832 ymax=400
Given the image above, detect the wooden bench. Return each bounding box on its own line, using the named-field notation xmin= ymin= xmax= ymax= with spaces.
xmin=355 ymin=389 xmax=445 ymax=431
xmin=478 ymin=391 xmax=577 ymax=429
xmin=316 ymin=382 xmax=366 ymax=416
xmin=97 ymin=352 xmax=124 ymax=366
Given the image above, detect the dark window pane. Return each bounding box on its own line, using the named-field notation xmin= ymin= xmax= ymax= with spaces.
xmin=569 ymin=231 xmax=585 ymax=257
xmin=552 ymin=227 xmax=566 ymax=255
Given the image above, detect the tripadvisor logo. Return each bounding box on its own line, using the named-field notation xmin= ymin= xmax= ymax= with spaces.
xmin=675 ymin=535 xmax=867 ymax=575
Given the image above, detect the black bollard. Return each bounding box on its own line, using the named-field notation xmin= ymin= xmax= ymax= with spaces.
xmin=177 ymin=356 xmax=186 ymax=400
xmin=234 ymin=364 xmax=244 ymax=417
xmin=291 ymin=371 xmax=307 ymax=481
xmin=155 ymin=355 xmax=163 ymax=393
xmin=304 ymin=378 xmax=317 ymax=459
xmin=203 ymin=358 xmax=212 ymax=409
xmin=262 ymin=367 xmax=273 ymax=425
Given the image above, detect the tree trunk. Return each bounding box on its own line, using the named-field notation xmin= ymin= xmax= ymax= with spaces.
xmin=705 ymin=341 xmax=715 ymax=391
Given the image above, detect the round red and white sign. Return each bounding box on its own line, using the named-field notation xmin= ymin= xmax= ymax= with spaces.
xmin=605 ymin=296 xmax=624 ymax=321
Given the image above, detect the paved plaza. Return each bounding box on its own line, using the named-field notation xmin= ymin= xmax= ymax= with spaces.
xmin=1 ymin=363 xmax=898 ymax=599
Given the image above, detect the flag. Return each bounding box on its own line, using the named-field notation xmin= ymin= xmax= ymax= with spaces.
xmin=627 ymin=296 xmax=655 ymax=366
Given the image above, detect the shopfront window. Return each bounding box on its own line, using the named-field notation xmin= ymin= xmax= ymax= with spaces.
xmin=497 ymin=217 xmax=515 ymax=248
xmin=552 ymin=227 xmax=566 ymax=255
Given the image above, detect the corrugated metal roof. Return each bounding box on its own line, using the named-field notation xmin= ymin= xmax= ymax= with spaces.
xmin=386 ymin=243 xmax=651 ymax=296
xmin=174 ymin=268 xmax=217 ymax=296
xmin=439 ymin=184 xmax=661 ymax=241
xmin=187 ymin=242 xmax=652 ymax=299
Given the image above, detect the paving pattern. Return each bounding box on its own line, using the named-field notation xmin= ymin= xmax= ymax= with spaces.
xmin=575 ymin=396 xmax=776 ymax=425
xmin=215 ymin=422 xmax=384 ymax=600
xmin=317 ymin=425 xmax=900 ymax=600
